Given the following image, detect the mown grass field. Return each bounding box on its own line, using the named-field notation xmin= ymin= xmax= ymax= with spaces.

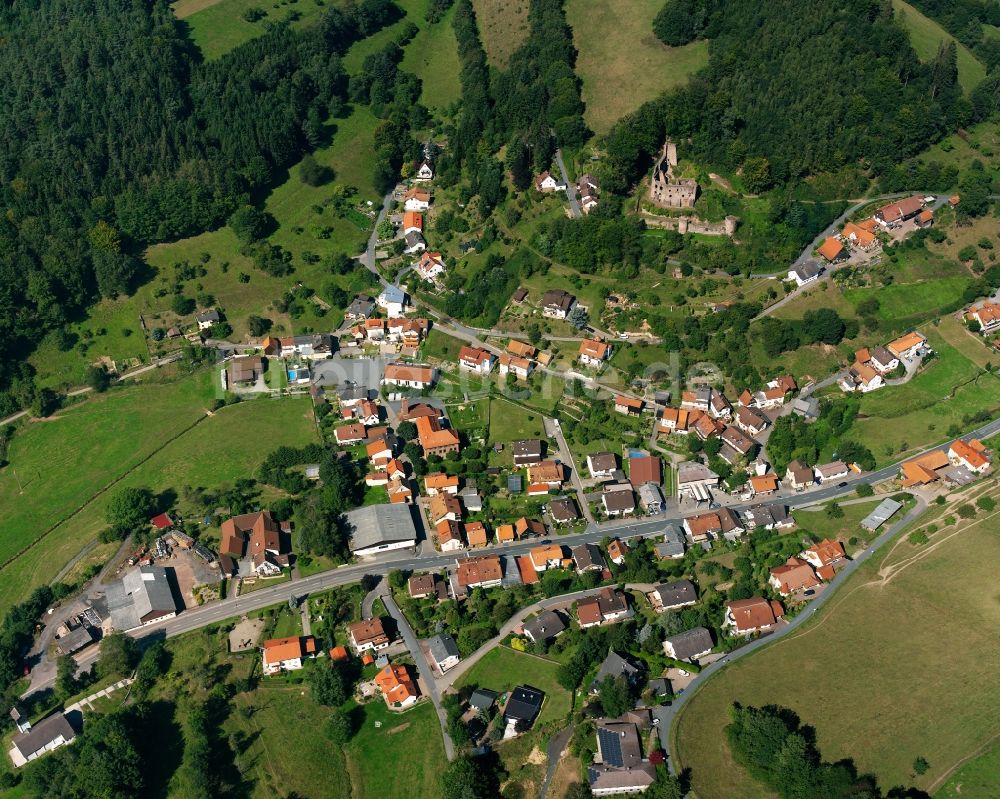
xmin=175 ymin=0 xmax=330 ymax=59
xmin=456 ymin=646 xmax=572 ymax=725
xmin=674 ymin=484 xmax=1000 ymax=798
xmin=566 ymin=0 xmax=709 ymax=135
xmin=892 ymin=0 xmax=987 ymax=94
xmin=0 ymin=380 xmax=317 ymax=615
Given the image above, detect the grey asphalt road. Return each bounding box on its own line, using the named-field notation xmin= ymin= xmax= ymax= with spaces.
xmin=554 ymin=149 xmax=581 ymax=219
xmin=380 ymin=588 xmax=456 ymax=760
xmin=26 ymin=414 xmax=1000 ymax=700
xmin=660 ymin=496 xmax=929 ymax=775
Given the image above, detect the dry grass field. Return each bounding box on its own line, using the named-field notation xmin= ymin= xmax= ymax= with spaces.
xmin=673 ymin=479 xmax=1000 ymax=798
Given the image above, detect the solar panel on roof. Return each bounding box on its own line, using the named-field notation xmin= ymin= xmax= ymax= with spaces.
xmin=597 ymin=726 xmax=625 ymax=767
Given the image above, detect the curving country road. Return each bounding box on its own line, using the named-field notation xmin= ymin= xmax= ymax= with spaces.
xmin=660 ymin=496 xmax=929 ymax=775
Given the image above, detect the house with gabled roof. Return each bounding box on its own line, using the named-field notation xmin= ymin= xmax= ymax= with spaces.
xmin=458 ymin=345 xmax=496 ymax=374
xmin=724 ymin=597 xmax=783 ymax=636
xmin=375 ymin=663 xmax=419 ymax=707
xmin=579 ymin=338 xmax=612 ymax=366
xmin=768 ymin=557 xmax=820 ymax=597
xmin=262 ymin=636 xmax=317 ymax=675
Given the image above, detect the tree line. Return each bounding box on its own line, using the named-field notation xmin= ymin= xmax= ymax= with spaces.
xmin=602 ymin=0 xmax=981 ymax=196
xmin=0 ymin=0 xmax=400 ymax=413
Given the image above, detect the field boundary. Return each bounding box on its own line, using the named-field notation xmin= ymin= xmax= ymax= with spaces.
xmin=0 ymin=408 xmax=213 ymax=581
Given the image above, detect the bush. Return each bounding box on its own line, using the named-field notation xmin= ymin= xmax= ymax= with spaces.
xmin=976 ymin=496 xmax=996 ymax=511
xmin=855 ymin=483 xmax=874 ymax=497
xmin=908 ymin=530 xmax=928 ymax=546
xmin=956 ymin=504 xmax=976 ymax=519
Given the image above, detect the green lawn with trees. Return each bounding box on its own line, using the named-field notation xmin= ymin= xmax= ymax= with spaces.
xmin=456 ymin=646 xmax=572 ymax=725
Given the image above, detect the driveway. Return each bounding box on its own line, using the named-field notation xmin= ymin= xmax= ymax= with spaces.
xmin=544 ymin=416 xmax=595 ymax=524
xmin=380 ymin=588 xmax=456 ymax=760
xmin=554 ymin=149 xmax=581 ymax=219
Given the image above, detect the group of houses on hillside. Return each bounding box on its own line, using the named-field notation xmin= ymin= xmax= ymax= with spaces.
xmin=839 ymin=330 xmax=928 ymax=393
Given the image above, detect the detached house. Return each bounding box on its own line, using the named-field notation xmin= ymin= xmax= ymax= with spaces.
xmin=403 ymin=186 xmax=431 ymax=211
xmin=541 ymin=289 xmax=576 ymax=319
xmin=801 ymin=539 xmax=846 ymax=575
xmin=512 ymin=439 xmax=544 ymax=467
xmin=534 ymin=171 xmax=566 ymax=192
xmin=377 ymin=285 xmax=407 ymax=317
xmin=587 ymin=452 xmax=618 ymax=479
xmin=262 ymin=636 xmax=317 ymax=675
xmin=785 ymin=460 xmax=814 ymax=490
xmin=375 ymin=663 xmax=419 ymax=708
xmin=948 ymin=439 xmax=991 ymax=473
xmin=382 ymin=363 xmax=436 ymax=389
xmin=874 ymin=195 xmax=924 ymax=227
xmin=415 ymin=160 xmax=434 ymax=180
xmin=576 ymin=588 xmax=631 ymax=628
xmin=650 ymin=580 xmax=697 ymax=612
xmin=663 ymin=627 xmax=713 ymax=661
xmin=735 ymin=406 xmax=768 ymax=436
xmin=579 ymin=338 xmax=612 ymax=366
xmin=415 ymin=251 xmax=446 ymax=282
xmin=454 ymin=555 xmax=503 ymax=591
xmin=967 ymin=301 xmax=1000 ymax=335
xmin=768 ymin=557 xmax=820 ymax=596
xmin=680 ymin=388 xmax=711 ymax=412
xmin=499 ymin=353 xmax=534 ymax=380
xmin=429 ymin=492 xmax=462 ymax=524
xmin=817 ymin=236 xmax=846 ymax=263
xmin=425 ymin=472 xmax=460 ymax=495
xmin=458 ymin=346 xmax=496 ymax=374
xmin=348 ymin=619 xmax=390 ymax=653
xmin=724 ymin=597 xmax=784 ymax=636
xmin=886 ymin=331 xmax=927 ymax=360
xmin=614 ymin=395 xmax=644 ymax=415
xmin=436 ymin=519 xmax=464 ymax=551
xmin=814 ymin=460 xmax=849 ymax=483
xmin=788 ymin=261 xmax=822 ymax=287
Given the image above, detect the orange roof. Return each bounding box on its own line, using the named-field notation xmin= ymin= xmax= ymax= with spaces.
xmin=970 ymin=439 xmax=987 ymax=453
xmin=660 ymin=407 xmax=689 ymax=429
xmin=403 ymin=186 xmax=430 ymax=201
xmin=496 ymin=524 xmax=515 ymax=542
xmin=516 ymin=555 xmax=539 ymax=584
xmin=456 ymin=555 xmax=502 ymax=587
xmin=949 ymin=195 xmax=960 ymax=206
xmin=375 ymin=663 xmax=418 ymax=704
xmin=429 ymin=493 xmax=462 ymax=521
xmin=750 ymin=474 xmax=779 ymax=493
xmin=899 ymin=450 xmax=948 ymax=486
xmin=886 ymin=332 xmax=925 ymax=357
xmin=335 ymin=423 xmax=367 ymax=443
xmin=971 ymin=302 xmax=1000 ymax=326
xmin=507 ymin=340 xmax=538 ymax=358
xmin=383 ymin=363 xmax=435 ymax=383
xmin=615 ymin=395 xmax=644 ymax=410
xmin=515 ymin=517 xmax=545 ymax=536
xmin=841 ymin=221 xmax=876 ymax=247
xmin=459 ymin=345 xmax=494 ymax=366
xmin=856 ymin=218 xmax=878 ymax=233
xmin=262 ymin=636 xmax=313 ymax=666
xmin=329 ymin=645 xmax=349 ymax=662
xmin=913 ymin=450 xmax=950 ymax=471
xmin=466 ymin=521 xmax=488 ymax=547
xmin=425 ymin=472 xmax=460 ymax=490
xmin=361 ymin=653 xmax=375 ymax=665
xmin=817 ymin=236 xmax=844 ymax=262
xmin=402 ymin=211 xmax=423 ymax=231
xmin=436 ymin=518 xmax=463 ymax=545
xmin=366 ymin=438 xmax=392 ymax=458
xmin=854 ymin=362 xmax=880 ymax=385
xmin=855 ymin=347 xmax=871 ymax=363
xmin=726 ymin=598 xmax=777 ymax=632
xmin=530 ymin=544 xmax=564 ymax=567
xmin=607 ymin=538 xmax=625 ymax=561
xmin=416 ymin=415 xmax=460 ymax=451
xmin=685 ymin=512 xmax=722 ymax=536
xmin=579 ymin=339 xmax=610 ymax=360
xmin=949 ymin=439 xmax=989 ymax=470
xmin=916 ymin=209 xmax=933 ymax=223
xmin=528 ymin=460 xmax=565 ymax=484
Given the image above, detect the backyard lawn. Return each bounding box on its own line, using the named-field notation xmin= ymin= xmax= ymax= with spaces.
xmin=674 ymin=485 xmax=1000 ymax=798
xmin=344 ymin=700 xmax=447 ymax=799
xmin=487 ymin=398 xmax=547 ymax=443
xmin=455 ymin=646 xmax=572 ymax=725
xmin=566 ymin=0 xmax=709 ymax=135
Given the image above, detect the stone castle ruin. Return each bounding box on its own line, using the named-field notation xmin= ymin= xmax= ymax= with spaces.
xmin=649 ymin=140 xmax=698 ymax=209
